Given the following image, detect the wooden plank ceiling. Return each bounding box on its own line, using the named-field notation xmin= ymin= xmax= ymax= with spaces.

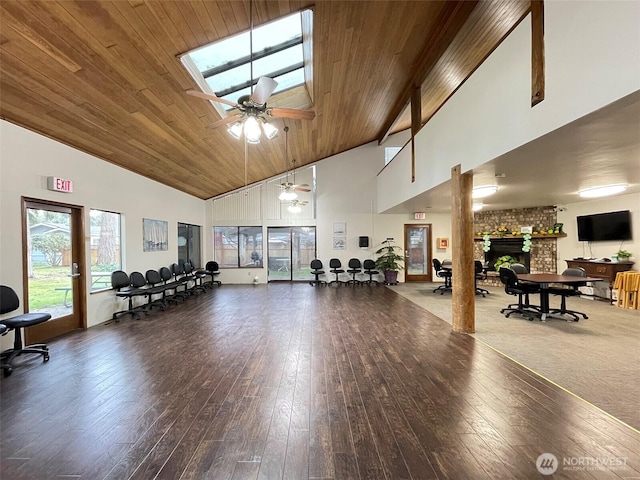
xmin=0 ymin=1 xmax=529 ymax=200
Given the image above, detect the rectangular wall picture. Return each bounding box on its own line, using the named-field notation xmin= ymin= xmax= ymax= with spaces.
xmin=333 ymin=236 xmax=346 ymax=250
xmin=333 ymin=222 xmax=346 ymax=235
xmin=143 ymin=218 xmax=168 ymax=252
xmin=437 ymin=237 xmax=449 ymax=249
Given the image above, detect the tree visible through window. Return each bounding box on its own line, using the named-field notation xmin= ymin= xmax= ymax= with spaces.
xmin=90 ymin=209 xmax=122 ymax=289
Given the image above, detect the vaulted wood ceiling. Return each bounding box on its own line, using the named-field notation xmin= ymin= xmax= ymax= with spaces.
xmin=0 ymin=1 xmax=529 ymax=199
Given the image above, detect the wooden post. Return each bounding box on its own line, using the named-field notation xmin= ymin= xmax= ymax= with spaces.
xmin=451 ymin=165 xmax=475 ymax=333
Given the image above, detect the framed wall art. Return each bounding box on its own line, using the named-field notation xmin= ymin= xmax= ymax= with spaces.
xmin=143 ymin=218 xmax=168 ymax=252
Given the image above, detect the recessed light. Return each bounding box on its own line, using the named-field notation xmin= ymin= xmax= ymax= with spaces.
xmin=578 ymin=184 xmax=627 ymax=198
xmin=472 ymin=185 xmax=498 ymax=199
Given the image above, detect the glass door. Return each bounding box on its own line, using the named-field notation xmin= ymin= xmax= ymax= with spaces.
xmin=404 ymin=224 xmax=432 ymax=282
xmin=267 ymin=226 xmax=316 ymax=281
xmin=178 ymin=223 xmax=202 ymax=268
xmin=23 ymin=198 xmax=85 ymax=343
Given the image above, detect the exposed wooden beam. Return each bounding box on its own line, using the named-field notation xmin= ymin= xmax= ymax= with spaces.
xmin=410 ymin=86 xmax=421 ymax=183
xmin=531 ymin=0 xmax=545 ymax=107
xmin=451 ymin=164 xmax=475 ymax=334
xmin=377 ymin=1 xmax=478 ymax=145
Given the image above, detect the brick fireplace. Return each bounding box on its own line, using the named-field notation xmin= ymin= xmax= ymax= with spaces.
xmin=473 ymin=206 xmax=561 ymax=285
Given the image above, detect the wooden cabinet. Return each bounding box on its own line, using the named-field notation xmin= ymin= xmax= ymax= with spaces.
xmin=565 ymin=259 xmax=635 ymax=302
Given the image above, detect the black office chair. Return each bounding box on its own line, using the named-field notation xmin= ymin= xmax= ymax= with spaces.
xmin=474 ymin=260 xmax=490 ymax=297
xmin=309 ymin=259 xmax=326 ymax=286
xmin=0 ymin=285 xmax=50 ymax=376
xmin=508 ymin=263 xmax=538 ymax=308
xmin=346 ymin=258 xmax=362 ymax=285
xmin=145 ymin=269 xmax=170 ymax=310
xmin=183 ymin=261 xmax=205 ymax=294
xmin=362 ymin=259 xmax=380 ymax=285
xmin=160 ymin=266 xmax=185 ymax=303
xmin=203 ymin=261 xmax=222 ymax=287
xmin=549 ymin=267 xmax=588 ymax=321
xmin=510 ymin=263 xmax=528 ymax=274
xmin=432 ymin=259 xmax=452 ymax=294
xmin=111 ymin=271 xmax=149 ymax=321
xmin=329 ymin=258 xmax=346 ymax=286
xmin=499 ymin=268 xmax=539 ymax=320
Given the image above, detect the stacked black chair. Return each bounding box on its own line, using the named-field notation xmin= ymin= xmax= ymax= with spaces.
xmin=499 ymin=268 xmax=540 ymax=320
xmin=346 ymin=258 xmax=362 ymax=285
xmin=309 ymin=259 xmax=326 ymax=286
xmin=183 ymin=261 xmax=205 ymax=294
xmin=0 ymin=285 xmax=50 ymax=376
xmin=362 ymin=259 xmax=380 ymax=285
xmin=549 ymin=267 xmax=589 ymax=321
xmin=474 ymin=260 xmax=490 ymax=297
xmin=171 ymin=263 xmax=191 ymax=300
xmin=432 ymin=259 xmax=452 ymax=294
xmin=328 ymin=258 xmax=346 ymax=286
xmin=111 ymin=271 xmax=149 ymax=321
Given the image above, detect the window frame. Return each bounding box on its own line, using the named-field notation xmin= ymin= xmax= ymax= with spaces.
xmin=214 ymin=226 xmax=263 ymax=269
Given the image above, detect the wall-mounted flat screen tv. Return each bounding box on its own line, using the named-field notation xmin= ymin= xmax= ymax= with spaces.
xmin=577 ymin=210 xmax=632 ymax=241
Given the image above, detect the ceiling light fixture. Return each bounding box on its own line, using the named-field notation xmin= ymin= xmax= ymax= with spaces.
xmin=472 ymin=185 xmax=498 ymax=199
xmin=287 ymin=203 xmax=302 ymax=214
xmin=578 ymin=184 xmax=628 ymax=198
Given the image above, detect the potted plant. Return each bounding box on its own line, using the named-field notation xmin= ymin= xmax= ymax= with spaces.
xmin=374 ymin=239 xmax=405 ymax=285
xmin=616 ymin=249 xmax=632 ymax=261
xmin=494 ymin=255 xmax=517 ymax=271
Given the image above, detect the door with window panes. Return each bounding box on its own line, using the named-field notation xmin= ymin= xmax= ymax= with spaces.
xmin=267 ymin=227 xmax=316 ymax=281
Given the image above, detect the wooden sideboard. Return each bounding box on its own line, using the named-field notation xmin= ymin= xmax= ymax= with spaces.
xmin=565 ymin=259 xmax=635 ymax=302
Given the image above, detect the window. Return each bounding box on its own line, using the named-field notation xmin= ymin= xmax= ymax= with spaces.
xmin=178 ymin=223 xmax=201 ymax=268
xmin=385 ymin=146 xmax=402 ymax=165
xmin=214 ymin=226 xmax=263 ymax=268
xmin=181 ymin=9 xmax=312 ymax=110
xmin=89 ymin=209 xmax=121 ymax=291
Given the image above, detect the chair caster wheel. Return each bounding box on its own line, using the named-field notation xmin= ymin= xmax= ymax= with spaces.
xmin=3 ymin=367 xmax=12 ymax=377
xmin=44 ymin=354 xmax=50 ymax=362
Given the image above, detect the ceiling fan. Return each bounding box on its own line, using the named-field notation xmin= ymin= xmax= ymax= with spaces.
xmin=278 ymin=128 xmax=310 ymax=200
xmin=287 ymin=199 xmax=309 ymax=214
xmin=186 ymin=78 xmax=315 ymax=134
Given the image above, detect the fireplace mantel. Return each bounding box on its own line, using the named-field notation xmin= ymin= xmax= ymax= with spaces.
xmin=474 ymin=233 xmax=567 ymax=240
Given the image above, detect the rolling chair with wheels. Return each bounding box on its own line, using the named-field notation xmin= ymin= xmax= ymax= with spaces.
xmin=309 ymin=259 xmax=326 ymax=286
xmin=328 ymin=258 xmax=346 ymax=286
xmin=203 ymin=261 xmax=222 ymax=287
xmin=0 ymin=285 xmax=51 ymax=376
xmin=549 ymin=267 xmax=589 ymax=321
xmin=499 ymin=268 xmax=540 ymax=320
xmin=474 ymin=260 xmax=490 ymax=297
xmin=346 ymin=258 xmax=362 ymax=285
xmin=432 ymin=259 xmax=452 ymax=294
xmin=362 ymin=259 xmax=380 ymax=285
xmin=508 ymin=263 xmax=537 ymax=308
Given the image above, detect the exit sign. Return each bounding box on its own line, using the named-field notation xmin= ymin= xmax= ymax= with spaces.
xmin=414 ymin=212 xmax=426 ymax=220
xmin=47 ymin=176 xmax=73 ymax=193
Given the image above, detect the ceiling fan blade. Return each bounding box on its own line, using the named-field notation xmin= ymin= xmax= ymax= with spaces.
xmin=250 ymin=76 xmax=278 ymax=105
xmin=269 ymin=107 xmax=315 ymax=121
xmin=206 ymin=115 xmax=242 ymax=130
xmin=187 ymin=89 xmax=238 ymax=108
xmin=294 ymin=186 xmax=311 ymax=192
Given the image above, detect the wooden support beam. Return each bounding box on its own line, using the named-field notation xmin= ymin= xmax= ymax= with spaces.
xmin=451 ymin=165 xmax=475 ymax=333
xmin=531 ymin=0 xmax=545 ymax=107
xmin=410 ymin=86 xmax=421 ymax=183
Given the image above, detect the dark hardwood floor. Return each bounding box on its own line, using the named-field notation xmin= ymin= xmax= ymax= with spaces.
xmin=1 ymin=284 xmax=639 ymax=479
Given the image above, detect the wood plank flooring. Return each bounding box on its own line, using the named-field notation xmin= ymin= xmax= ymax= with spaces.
xmin=1 ymin=283 xmax=639 ymax=479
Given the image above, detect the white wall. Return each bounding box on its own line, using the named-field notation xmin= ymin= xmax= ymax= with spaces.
xmin=378 ymin=1 xmax=640 ymax=212
xmin=0 ymin=121 xmax=205 ymax=342
xmin=557 ymin=192 xmax=639 ymax=266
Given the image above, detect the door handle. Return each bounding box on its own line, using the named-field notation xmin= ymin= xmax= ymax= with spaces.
xmin=71 ymin=262 xmax=80 ymax=278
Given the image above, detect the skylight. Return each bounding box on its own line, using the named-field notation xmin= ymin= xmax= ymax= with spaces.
xmin=183 ymin=11 xmax=309 ymax=110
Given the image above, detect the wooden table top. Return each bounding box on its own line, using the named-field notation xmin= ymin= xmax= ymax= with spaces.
xmin=517 ymin=273 xmax=601 ymax=284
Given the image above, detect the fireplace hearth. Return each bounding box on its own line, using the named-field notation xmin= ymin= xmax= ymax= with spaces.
xmin=484 ymin=237 xmax=530 ymax=271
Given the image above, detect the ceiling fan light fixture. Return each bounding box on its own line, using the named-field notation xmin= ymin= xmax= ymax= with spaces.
xmin=227 ymin=121 xmax=243 ymax=140
xmin=578 ymin=183 xmax=627 ymax=198
xmin=288 ymin=203 xmax=302 ymax=214
xmin=279 ymin=189 xmax=297 ymax=201
xmin=244 ymin=116 xmax=262 ymax=143
xmin=261 ymin=120 xmax=278 ymax=139
xmin=472 ymin=185 xmax=498 ymax=199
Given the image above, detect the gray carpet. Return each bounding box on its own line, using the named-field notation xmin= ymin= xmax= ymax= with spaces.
xmin=390 ymin=282 xmax=640 ymax=430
